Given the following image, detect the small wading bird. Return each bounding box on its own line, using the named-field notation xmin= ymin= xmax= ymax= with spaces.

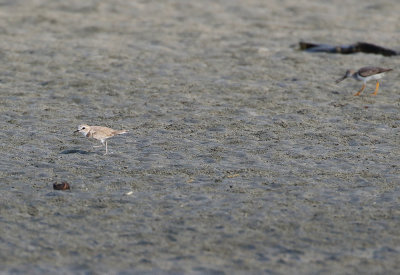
xmin=336 ymin=66 xmax=393 ymax=96
xmin=74 ymin=124 xmax=128 ymax=155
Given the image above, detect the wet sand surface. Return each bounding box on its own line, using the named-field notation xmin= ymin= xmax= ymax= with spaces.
xmin=1 ymin=0 xmax=399 ymax=273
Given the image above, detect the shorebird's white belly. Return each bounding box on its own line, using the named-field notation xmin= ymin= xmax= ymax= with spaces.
xmin=357 ymin=73 xmax=384 ymax=82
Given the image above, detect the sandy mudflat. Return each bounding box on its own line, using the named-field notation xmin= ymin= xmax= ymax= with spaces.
xmin=0 ymin=0 xmax=399 ymax=273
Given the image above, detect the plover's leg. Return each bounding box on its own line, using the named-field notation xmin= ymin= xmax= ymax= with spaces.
xmin=94 ymin=141 xmax=104 ymax=148
xmin=95 ymin=141 xmax=105 ymax=155
xmin=371 ymin=81 xmax=379 ymax=96
xmin=104 ymin=141 xmax=108 ymax=155
xmin=354 ymin=83 xmax=366 ymax=96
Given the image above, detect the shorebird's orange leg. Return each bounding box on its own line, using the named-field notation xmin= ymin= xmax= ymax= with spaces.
xmin=371 ymin=81 xmax=379 ymax=96
xmin=354 ymin=83 xmax=366 ymax=96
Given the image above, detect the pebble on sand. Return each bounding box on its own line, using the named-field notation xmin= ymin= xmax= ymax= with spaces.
xmin=53 ymin=182 xmax=70 ymax=191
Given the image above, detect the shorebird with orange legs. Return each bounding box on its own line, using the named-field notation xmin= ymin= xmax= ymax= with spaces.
xmin=336 ymin=66 xmax=393 ymax=96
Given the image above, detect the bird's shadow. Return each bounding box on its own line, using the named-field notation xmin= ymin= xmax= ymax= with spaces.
xmin=60 ymin=149 xmax=93 ymax=155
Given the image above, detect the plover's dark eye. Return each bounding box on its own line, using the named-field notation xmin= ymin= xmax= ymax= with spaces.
xmin=82 ymin=127 xmax=85 ymax=129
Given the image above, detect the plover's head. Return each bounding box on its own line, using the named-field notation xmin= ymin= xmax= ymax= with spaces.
xmin=74 ymin=124 xmax=90 ymax=136
xmin=336 ymin=69 xmax=355 ymax=83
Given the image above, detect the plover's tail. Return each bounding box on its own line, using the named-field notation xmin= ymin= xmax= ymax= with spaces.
xmin=115 ymin=129 xmax=128 ymax=135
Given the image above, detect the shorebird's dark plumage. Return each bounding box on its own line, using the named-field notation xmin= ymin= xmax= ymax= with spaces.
xmin=358 ymin=66 xmax=392 ymax=77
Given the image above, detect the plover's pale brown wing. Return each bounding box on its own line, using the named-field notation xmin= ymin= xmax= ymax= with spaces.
xmin=89 ymin=126 xmax=115 ymax=139
xmin=358 ymin=66 xmax=392 ymax=77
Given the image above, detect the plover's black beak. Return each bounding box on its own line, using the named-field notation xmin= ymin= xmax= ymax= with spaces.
xmin=74 ymin=129 xmax=80 ymax=133
xmin=335 ymin=75 xmax=346 ymax=84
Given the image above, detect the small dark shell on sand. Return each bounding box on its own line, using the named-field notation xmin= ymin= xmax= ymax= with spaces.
xmin=53 ymin=182 xmax=70 ymax=190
